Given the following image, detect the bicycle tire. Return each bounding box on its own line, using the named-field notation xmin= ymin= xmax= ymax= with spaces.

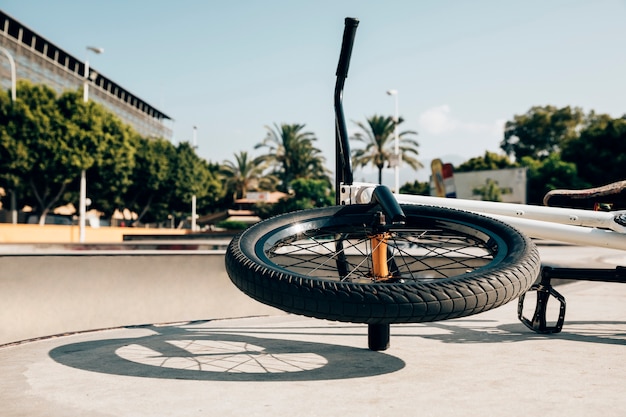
xmin=225 ymin=204 xmax=540 ymax=324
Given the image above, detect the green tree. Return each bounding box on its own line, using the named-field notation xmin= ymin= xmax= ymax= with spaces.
xmin=256 ymin=177 xmax=333 ymax=219
xmin=456 ymin=151 xmax=517 ymax=172
xmin=168 ymin=141 xmax=219 ymax=226
xmin=255 ymin=123 xmax=328 ymax=191
xmin=351 ymin=114 xmax=422 ymax=185
xmin=57 ymin=91 xmax=137 ymax=217
xmin=196 ymin=160 xmax=227 ymax=215
xmin=0 ymin=85 xmax=29 ymax=211
xmin=125 ymin=136 xmax=176 ymax=224
xmin=501 ymin=105 xmax=585 ymax=160
xmin=520 ymin=154 xmax=587 ymax=205
xmin=221 ymin=151 xmax=275 ymax=200
xmin=0 ymin=81 xmax=109 ymax=224
xmin=119 ymin=137 xmax=225 ymax=226
xmin=472 ymin=178 xmax=508 ymax=202
xmin=561 ymin=114 xmax=626 ymax=187
xmin=399 ymin=180 xmax=430 ymax=196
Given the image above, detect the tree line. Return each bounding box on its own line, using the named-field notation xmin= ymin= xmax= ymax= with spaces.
xmin=0 ymin=81 xmax=341 ymax=226
xmin=1 ymin=81 xmax=625 ymax=227
xmin=453 ymin=106 xmax=626 ymax=204
xmin=0 ymin=81 xmax=224 ymax=225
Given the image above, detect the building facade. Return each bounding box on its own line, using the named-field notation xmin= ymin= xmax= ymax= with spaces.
xmin=0 ymin=10 xmax=172 ymax=139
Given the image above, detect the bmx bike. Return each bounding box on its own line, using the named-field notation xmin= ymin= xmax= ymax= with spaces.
xmin=225 ymin=18 xmax=626 ymax=351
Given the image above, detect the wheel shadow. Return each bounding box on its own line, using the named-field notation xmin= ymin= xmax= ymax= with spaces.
xmin=49 ymin=322 xmax=405 ymax=382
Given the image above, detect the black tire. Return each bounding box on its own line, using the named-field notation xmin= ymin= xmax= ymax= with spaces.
xmin=225 ymin=204 xmax=540 ymax=324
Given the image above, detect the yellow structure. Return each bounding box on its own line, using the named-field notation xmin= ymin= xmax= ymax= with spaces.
xmin=0 ymin=224 xmax=186 ymax=243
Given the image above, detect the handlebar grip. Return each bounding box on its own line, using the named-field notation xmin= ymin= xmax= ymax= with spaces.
xmin=336 ymin=17 xmax=359 ymax=78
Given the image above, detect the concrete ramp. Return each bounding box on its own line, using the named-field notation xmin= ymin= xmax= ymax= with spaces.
xmin=0 ymin=253 xmax=283 ymax=345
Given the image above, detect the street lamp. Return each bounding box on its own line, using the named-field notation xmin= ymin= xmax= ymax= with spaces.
xmin=0 ymin=46 xmax=17 ymax=224
xmin=191 ymin=126 xmax=198 ymax=232
xmin=386 ymin=89 xmax=400 ymax=193
xmin=83 ymin=46 xmax=103 ymax=103
xmin=0 ymin=46 xmax=16 ymax=103
xmin=79 ymin=46 xmax=103 ymax=243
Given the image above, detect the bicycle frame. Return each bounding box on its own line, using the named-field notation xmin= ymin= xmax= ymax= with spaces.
xmin=398 ymin=194 xmax=626 ymax=250
xmin=341 ymin=183 xmax=626 ymax=250
xmin=334 ymin=18 xmax=626 ymax=252
xmin=333 ymin=17 xmax=625 ymax=336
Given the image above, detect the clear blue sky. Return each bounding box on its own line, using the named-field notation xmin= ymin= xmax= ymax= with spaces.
xmin=2 ymin=0 xmax=625 ymax=184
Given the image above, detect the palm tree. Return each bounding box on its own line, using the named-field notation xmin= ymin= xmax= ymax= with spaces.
xmin=255 ymin=123 xmax=329 ymax=191
xmin=221 ymin=151 xmax=274 ymax=200
xmin=351 ymin=114 xmax=422 ymax=185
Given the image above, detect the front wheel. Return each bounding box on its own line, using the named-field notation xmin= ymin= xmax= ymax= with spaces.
xmin=225 ymin=204 xmax=540 ymax=324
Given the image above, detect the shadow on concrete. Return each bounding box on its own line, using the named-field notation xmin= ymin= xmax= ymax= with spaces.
xmin=390 ymin=319 xmax=626 ymax=346
xmin=48 ymin=322 xmax=406 ymax=382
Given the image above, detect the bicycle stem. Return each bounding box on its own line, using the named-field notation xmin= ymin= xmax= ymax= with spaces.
xmin=370 ymin=185 xmax=406 ymax=224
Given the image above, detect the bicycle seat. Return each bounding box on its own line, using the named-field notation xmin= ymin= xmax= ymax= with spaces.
xmin=543 ymin=180 xmax=626 ymax=211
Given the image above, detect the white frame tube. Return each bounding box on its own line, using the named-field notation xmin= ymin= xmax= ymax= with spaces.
xmin=394 ymin=194 xmax=626 ymax=249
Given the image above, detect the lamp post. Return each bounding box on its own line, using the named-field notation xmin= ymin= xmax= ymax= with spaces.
xmin=0 ymin=46 xmax=17 ymax=224
xmin=83 ymin=46 xmax=103 ymax=102
xmin=0 ymin=46 xmax=16 ymax=103
xmin=191 ymin=126 xmax=198 ymax=232
xmin=80 ymin=46 xmax=103 ymax=243
xmin=386 ymin=89 xmax=400 ymax=193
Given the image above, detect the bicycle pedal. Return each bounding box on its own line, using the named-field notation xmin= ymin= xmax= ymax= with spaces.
xmin=518 ymin=283 xmax=566 ymax=334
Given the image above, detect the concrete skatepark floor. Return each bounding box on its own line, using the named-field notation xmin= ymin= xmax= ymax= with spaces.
xmin=1 ymin=243 xmax=626 ymax=416
xmin=2 ymin=279 xmax=626 ymax=417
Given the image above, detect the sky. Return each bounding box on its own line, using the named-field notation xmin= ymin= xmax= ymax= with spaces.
xmin=2 ymin=0 xmax=626 ymax=185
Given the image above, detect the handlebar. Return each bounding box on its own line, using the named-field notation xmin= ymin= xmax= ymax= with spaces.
xmin=334 ymin=17 xmax=359 ymax=201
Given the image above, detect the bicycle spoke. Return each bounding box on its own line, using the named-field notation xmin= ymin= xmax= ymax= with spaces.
xmin=263 ymin=223 xmax=497 ymax=283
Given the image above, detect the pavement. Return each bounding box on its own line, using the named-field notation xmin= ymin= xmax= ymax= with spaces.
xmin=1 ymin=243 xmax=625 ymax=417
